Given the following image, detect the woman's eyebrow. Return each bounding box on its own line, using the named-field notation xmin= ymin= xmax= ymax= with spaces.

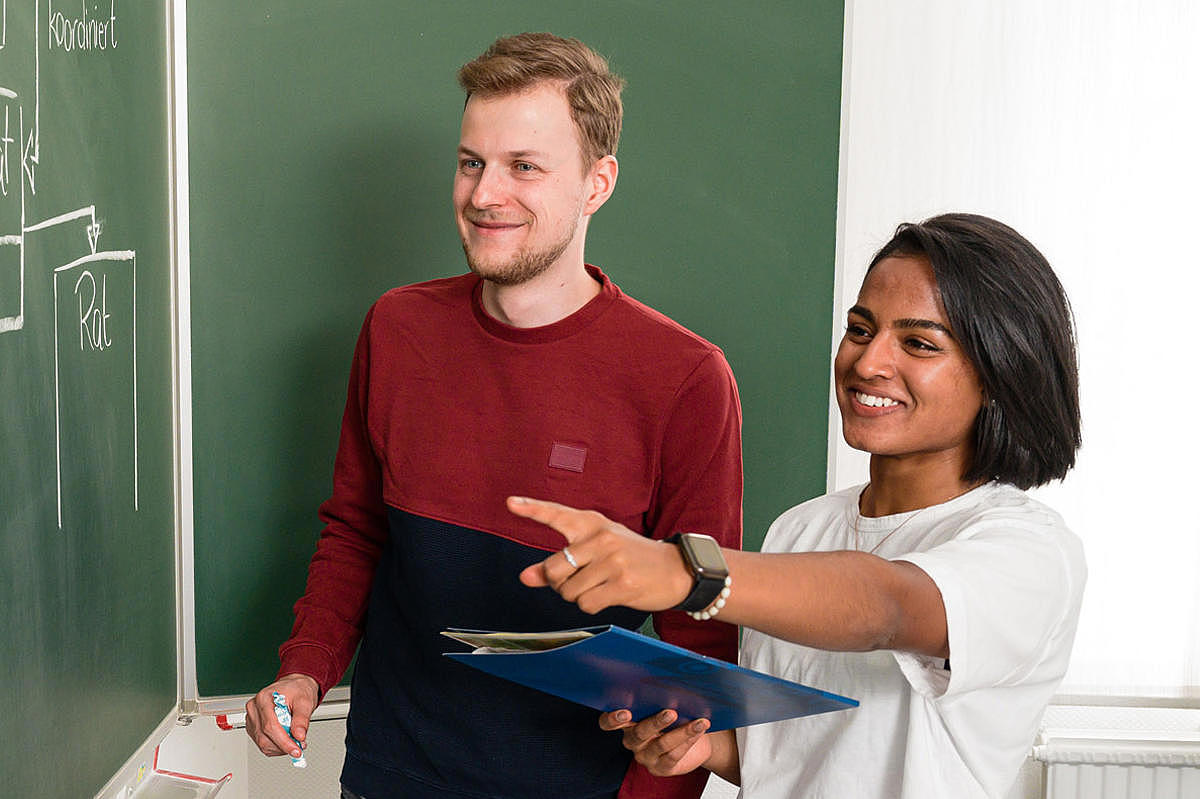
xmin=849 ymin=306 xmax=953 ymax=336
xmin=893 ymin=317 xmax=952 ymax=336
xmin=847 ymin=304 xmax=874 ymax=323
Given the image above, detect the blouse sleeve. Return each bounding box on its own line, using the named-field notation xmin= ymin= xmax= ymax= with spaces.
xmin=894 ymin=511 xmax=1086 ymax=699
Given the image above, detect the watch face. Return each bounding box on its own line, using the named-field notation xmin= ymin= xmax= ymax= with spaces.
xmin=684 ymin=534 xmax=726 ymax=574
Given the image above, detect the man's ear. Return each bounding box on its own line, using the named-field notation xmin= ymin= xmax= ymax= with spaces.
xmin=583 ymin=155 xmax=619 ymax=215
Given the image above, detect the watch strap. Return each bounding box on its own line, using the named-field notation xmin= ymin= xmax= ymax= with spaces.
xmin=666 ymin=533 xmax=729 ymax=613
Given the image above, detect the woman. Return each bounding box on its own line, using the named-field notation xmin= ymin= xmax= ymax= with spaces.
xmin=507 ymin=213 xmax=1086 ymax=798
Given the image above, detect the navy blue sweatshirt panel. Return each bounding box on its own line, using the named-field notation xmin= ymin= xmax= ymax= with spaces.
xmin=340 ymin=507 xmax=646 ymax=799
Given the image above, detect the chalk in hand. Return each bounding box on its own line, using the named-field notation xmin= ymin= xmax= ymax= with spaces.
xmin=271 ymin=691 xmax=307 ymax=768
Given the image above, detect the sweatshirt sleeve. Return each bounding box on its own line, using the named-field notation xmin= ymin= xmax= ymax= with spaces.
xmin=622 ymin=348 xmax=744 ymax=799
xmin=277 ymin=306 xmax=389 ymax=696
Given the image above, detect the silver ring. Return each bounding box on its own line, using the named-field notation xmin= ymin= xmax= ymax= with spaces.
xmin=562 ymin=547 xmax=579 ymax=569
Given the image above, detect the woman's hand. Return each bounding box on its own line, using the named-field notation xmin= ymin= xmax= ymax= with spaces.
xmin=508 ymin=496 xmax=693 ymax=614
xmin=600 ymin=709 xmax=714 ymax=777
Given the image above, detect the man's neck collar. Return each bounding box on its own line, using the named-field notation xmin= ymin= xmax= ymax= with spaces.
xmin=479 ymin=263 xmax=603 ymax=328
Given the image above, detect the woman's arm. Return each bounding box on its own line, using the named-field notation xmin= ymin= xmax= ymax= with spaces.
xmin=510 ymin=497 xmax=948 ymax=659
xmin=722 ymin=548 xmax=947 ymax=657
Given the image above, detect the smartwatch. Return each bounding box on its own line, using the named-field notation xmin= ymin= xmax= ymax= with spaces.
xmin=666 ymin=533 xmax=730 ymax=613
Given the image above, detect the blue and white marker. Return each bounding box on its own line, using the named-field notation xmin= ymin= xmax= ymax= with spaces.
xmin=272 ymin=691 xmax=308 ymax=768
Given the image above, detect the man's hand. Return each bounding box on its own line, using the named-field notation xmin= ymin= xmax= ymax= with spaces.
xmin=245 ymin=673 xmax=319 ymax=758
xmin=508 ymin=496 xmax=693 ymax=614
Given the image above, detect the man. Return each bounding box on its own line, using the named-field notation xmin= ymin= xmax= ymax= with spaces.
xmin=245 ymin=32 xmax=743 ymax=799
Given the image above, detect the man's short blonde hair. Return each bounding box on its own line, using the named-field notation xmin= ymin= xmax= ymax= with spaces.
xmin=458 ymin=32 xmax=625 ymax=165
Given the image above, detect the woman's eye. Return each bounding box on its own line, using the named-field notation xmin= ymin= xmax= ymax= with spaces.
xmin=906 ymin=337 xmax=939 ymax=352
xmin=844 ymin=323 xmax=871 ymax=339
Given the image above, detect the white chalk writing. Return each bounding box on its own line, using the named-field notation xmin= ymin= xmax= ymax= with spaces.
xmin=74 ymin=268 xmax=113 ymax=351
xmin=0 ymin=101 xmax=12 ymax=197
xmin=47 ymin=0 xmax=118 ymax=52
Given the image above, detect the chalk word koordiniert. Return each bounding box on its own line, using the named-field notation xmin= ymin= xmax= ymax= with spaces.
xmin=47 ymin=0 xmax=118 ymax=52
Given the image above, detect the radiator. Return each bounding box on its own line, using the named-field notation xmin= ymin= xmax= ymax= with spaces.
xmin=1034 ymin=734 xmax=1200 ymax=798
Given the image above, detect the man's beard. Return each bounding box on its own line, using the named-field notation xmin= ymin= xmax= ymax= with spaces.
xmin=463 ymin=233 xmax=573 ymax=286
xmin=461 ymin=209 xmax=581 ymax=286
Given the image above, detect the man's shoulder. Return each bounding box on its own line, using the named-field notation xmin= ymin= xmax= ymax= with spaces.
xmin=379 ymin=272 xmax=474 ymax=303
xmin=608 ymin=290 xmax=726 ymax=359
xmin=369 ymin=272 xmax=475 ymax=318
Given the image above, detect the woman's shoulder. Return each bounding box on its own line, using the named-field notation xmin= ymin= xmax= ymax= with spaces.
xmin=942 ymin=483 xmax=1085 ymax=573
xmin=774 ymin=484 xmax=861 ymax=523
xmin=762 ymin=485 xmax=862 ymax=552
xmin=956 ymin=483 xmax=1073 ymax=536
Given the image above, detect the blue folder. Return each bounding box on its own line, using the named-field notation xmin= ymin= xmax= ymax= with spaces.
xmin=442 ymin=625 xmax=857 ymax=732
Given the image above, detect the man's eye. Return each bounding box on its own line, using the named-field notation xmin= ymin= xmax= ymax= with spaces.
xmin=515 ymin=162 xmax=536 ymax=172
xmin=461 ymin=159 xmax=482 ymax=170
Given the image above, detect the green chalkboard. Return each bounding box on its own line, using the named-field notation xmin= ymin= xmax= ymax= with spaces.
xmin=0 ymin=3 xmax=176 ymax=797
xmin=188 ymin=2 xmax=844 ymax=697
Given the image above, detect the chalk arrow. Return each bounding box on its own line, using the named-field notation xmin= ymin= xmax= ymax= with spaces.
xmin=22 ymin=126 xmax=36 ymax=195
xmin=87 ymin=221 xmax=101 ymax=254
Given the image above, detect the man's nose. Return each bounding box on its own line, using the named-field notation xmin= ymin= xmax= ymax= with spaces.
xmin=470 ymin=166 xmax=506 ymax=208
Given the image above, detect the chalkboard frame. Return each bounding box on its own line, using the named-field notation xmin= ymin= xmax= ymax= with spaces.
xmin=185 ymin=1 xmax=845 ymax=699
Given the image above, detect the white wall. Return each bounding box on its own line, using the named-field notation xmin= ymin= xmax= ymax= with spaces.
xmin=832 ymin=0 xmax=1200 ymax=700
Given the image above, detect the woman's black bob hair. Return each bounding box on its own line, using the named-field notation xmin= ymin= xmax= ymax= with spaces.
xmin=866 ymin=213 xmax=1081 ymax=489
